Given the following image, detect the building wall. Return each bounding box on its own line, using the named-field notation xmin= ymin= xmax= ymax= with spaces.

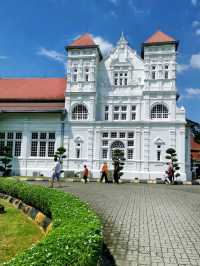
xmin=0 ymin=113 xmax=62 ymax=177
xmin=0 ymin=35 xmax=190 ymax=180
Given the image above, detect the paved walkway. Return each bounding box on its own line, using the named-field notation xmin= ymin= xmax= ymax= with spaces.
xmin=34 ymin=181 xmax=200 ymax=265
xmin=58 ymin=183 xmax=200 ymax=266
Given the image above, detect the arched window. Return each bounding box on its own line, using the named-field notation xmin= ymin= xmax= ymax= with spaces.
xmin=111 ymin=141 xmax=125 ymax=149
xmin=151 ymin=104 xmax=169 ymax=119
xmin=111 ymin=140 xmax=125 ymax=159
xmin=72 ymin=105 xmax=88 ymax=120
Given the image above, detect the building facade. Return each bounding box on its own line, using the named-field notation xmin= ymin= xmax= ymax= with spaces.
xmin=0 ymin=31 xmax=191 ymax=180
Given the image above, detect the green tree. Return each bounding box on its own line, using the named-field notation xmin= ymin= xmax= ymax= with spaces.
xmin=0 ymin=145 xmax=13 ymax=177
xmin=165 ymin=148 xmax=180 ymax=182
xmin=54 ymin=147 xmax=66 ymax=163
xmin=112 ymin=149 xmax=125 ymax=184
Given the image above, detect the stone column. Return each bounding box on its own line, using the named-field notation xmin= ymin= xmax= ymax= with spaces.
xmin=143 ymin=127 xmax=150 ymax=179
xmin=135 ymin=127 xmax=142 ymax=173
xmin=87 ymin=128 xmax=94 ymax=170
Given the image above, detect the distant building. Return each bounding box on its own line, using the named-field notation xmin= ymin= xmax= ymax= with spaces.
xmin=0 ymin=31 xmax=191 ymax=180
xmin=188 ymin=119 xmax=200 ymax=178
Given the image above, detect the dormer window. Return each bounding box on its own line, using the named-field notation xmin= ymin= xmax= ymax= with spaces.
xmin=113 ymin=71 xmax=128 ymax=86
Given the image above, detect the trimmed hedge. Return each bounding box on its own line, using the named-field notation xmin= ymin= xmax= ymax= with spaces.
xmin=0 ymin=179 xmax=102 ymax=266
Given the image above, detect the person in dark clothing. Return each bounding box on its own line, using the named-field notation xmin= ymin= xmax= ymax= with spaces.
xmin=83 ymin=165 xmax=89 ymax=183
xmin=167 ymin=162 xmax=174 ymax=183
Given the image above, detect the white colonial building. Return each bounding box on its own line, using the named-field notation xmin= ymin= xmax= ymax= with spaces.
xmin=0 ymin=31 xmax=191 ymax=180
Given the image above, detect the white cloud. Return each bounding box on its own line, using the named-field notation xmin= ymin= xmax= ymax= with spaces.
xmin=178 ymin=53 xmax=200 ymax=74
xmin=192 ymin=20 xmax=200 ymax=27
xmin=108 ymin=0 xmax=118 ymax=5
xmin=195 ymin=28 xmax=200 ymax=36
xmin=0 ymin=56 xmax=8 ymax=60
xmin=177 ymin=63 xmax=190 ymax=73
xmin=191 ymin=0 xmax=198 ymax=6
xmin=110 ymin=10 xmax=118 ymax=18
xmin=185 ymin=88 xmax=200 ymax=98
xmin=37 ymin=48 xmax=65 ymax=63
xmin=190 ymin=53 xmax=200 ymax=69
xmin=128 ymin=0 xmax=150 ymax=15
xmin=92 ymin=35 xmax=113 ymax=56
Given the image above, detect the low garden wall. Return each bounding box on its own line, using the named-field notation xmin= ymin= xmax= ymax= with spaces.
xmin=0 ymin=179 xmax=102 ymax=266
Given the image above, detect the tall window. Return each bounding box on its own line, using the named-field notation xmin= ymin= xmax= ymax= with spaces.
xmin=0 ymin=131 xmax=22 ymax=157
xmin=151 ymin=65 xmax=156 ymax=80
xmin=131 ymin=105 xmax=136 ymax=120
xmin=151 ymin=104 xmax=169 ymax=119
xmin=113 ymin=105 xmax=127 ymax=121
xmin=76 ymin=143 xmax=81 ymax=159
xmin=31 ymin=132 xmax=55 ymax=157
xmin=113 ymin=72 xmax=128 ymax=86
xmin=85 ymin=67 xmax=89 ymax=82
xmin=101 ymin=131 xmax=135 ymax=160
xmin=72 ymin=105 xmax=88 ymax=120
xmin=156 ymin=144 xmax=162 ymax=161
xmin=72 ymin=67 xmax=78 ymax=82
xmin=164 ymin=65 xmax=169 ymax=79
xmin=101 ymin=139 xmax=108 ymax=159
xmin=104 ymin=105 xmax=109 ymax=121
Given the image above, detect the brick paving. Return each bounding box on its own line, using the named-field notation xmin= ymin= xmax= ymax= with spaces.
xmin=33 ymin=181 xmax=200 ymax=265
xmin=58 ymin=183 xmax=200 ymax=266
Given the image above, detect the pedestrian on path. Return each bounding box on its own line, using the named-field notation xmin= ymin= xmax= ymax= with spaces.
xmin=100 ymin=162 xmax=109 ymax=183
xmin=83 ymin=165 xmax=89 ymax=183
xmin=50 ymin=160 xmax=62 ymax=188
xmin=167 ymin=162 xmax=174 ymax=183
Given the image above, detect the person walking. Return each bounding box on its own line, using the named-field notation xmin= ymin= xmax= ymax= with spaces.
xmin=167 ymin=162 xmax=174 ymax=184
xmin=50 ymin=160 xmax=62 ymax=188
xmin=100 ymin=162 xmax=109 ymax=183
xmin=83 ymin=165 xmax=89 ymax=183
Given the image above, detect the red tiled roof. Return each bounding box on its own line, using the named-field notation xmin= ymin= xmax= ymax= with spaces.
xmin=144 ymin=30 xmax=175 ymax=44
xmin=0 ymin=78 xmax=66 ymax=101
xmin=0 ymin=102 xmax=65 ymax=112
xmin=68 ymin=33 xmax=96 ymax=47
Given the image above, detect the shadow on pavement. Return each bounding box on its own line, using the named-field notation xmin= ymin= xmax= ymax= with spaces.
xmin=99 ymin=243 xmax=116 ymax=266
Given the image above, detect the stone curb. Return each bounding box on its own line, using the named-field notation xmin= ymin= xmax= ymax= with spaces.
xmin=0 ymin=192 xmax=52 ymax=233
xmin=19 ymin=177 xmax=200 ymax=185
xmin=17 ymin=177 xmax=49 ymax=181
xmin=65 ymin=178 xmax=200 ymax=185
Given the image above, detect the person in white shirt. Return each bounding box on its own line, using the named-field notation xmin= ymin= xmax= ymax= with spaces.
xmin=50 ymin=160 xmax=62 ymax=188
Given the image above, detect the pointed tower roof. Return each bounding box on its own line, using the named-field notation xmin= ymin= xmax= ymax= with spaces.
xmin=144 ymin=30 xmax=175 ymax=44
xmin=66 ymin=33 xmax=103 ymax=60
xmin=118 ymin=32 xmax=128 ymax=44
xmin=68 ymin=33 xmax=96 ymax=47
xmin=141 ymin=30 xmax=179 ymax=58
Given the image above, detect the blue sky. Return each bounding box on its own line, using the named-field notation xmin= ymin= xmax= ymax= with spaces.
xmin=0 ymin=0 xmax=200 ymax=122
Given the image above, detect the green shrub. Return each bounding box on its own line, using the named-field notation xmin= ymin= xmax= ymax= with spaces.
xmin=0 ymin=179 xmax=102 ymax=266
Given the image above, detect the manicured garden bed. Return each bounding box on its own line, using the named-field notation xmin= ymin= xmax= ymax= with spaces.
xmin=0 ymin=179 xmax=102 ymax=266
xmin=0 ymin=198 xmax=44 ymax=264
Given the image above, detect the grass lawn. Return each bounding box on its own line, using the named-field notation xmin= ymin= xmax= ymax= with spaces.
xmin=0 ymin=198 xmax=44 ymax=264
